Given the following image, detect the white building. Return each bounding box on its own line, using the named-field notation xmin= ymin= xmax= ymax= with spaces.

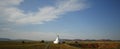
xmin=53 ymin=35 xmax=61 ymax=44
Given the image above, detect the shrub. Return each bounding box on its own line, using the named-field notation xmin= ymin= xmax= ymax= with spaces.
xmin=40 ymin=40 xmax=45 ymax=43
xmin=22 ymin=41 xmax=25 ymax=44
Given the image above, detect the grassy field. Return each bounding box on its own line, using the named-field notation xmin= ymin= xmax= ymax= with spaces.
xmin=0 ymin=41 xmax=120 ymax=49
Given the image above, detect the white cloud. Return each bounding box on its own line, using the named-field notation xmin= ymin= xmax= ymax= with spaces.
xmin=0 ymin=0 xmax=88 ymax=40
xmin=0 ymin=0 xmax=87 ymax=24
xmin=0 ymin=0 xmax=23 ymax=6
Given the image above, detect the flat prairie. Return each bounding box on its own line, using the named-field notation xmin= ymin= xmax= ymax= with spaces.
xmin=0 ymin=41 xmax=119 ymax=49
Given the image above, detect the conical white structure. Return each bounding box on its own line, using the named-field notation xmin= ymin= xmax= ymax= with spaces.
xmin=53 ymin=35 xmax=61 ymax=44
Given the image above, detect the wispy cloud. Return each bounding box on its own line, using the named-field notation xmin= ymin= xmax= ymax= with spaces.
xmin=0 ymin=30 xmax=81 ymax=40
xmin=0 ymin=31 xmax=56 ymax=40
xmin=0 ymin=0 xmax=87 ymax=24
xmin=0 ymin=0 xmax=88 ymax=40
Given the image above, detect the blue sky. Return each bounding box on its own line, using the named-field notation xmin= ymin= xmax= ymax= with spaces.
xmin=0 ymin=0 xmax=120 ymax=40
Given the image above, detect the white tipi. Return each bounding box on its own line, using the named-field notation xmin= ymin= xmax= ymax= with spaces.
xmin=53 ymin=34 xmax=61 ymax=44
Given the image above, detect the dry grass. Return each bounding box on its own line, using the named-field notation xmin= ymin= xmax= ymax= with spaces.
xmin=68 ymin=41 xmax=120 ymax=49
xmin=0 ymin=41 xmax=119 ymax=49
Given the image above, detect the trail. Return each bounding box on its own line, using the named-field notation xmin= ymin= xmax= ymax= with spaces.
xmin=45 ymin=42 xmax=50 ymax=49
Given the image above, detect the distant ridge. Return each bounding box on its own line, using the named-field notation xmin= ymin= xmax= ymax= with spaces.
xmin=0 ymin=38 xmax=33 ymax=41
xmin=0 ymin=38 xmax=11 ymax=41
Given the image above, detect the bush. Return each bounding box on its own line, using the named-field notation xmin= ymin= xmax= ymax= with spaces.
xmin=22 ymin=41 xmax=25 ymax=44
xmin=40 ymin=40 xmax=45 ymax=43
xmin=62 ymin=41 xmax=65 ymax=44
xmin=75 ymin=41 xmax=78 ymax=43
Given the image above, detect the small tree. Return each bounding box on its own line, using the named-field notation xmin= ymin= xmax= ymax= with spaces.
xmin=62 ymin=41 xmax=65 ymax=44
xmin=40 ymin=40 xmax=45 ymax=43
xmin=22 ymin=41 xmax=25 ymax=44
xmin=75 ymin=41 xmax=78 ymax=43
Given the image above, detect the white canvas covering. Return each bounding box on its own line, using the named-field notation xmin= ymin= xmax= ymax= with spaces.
xmin=53 ymin=35 xmax=61 ymax=44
